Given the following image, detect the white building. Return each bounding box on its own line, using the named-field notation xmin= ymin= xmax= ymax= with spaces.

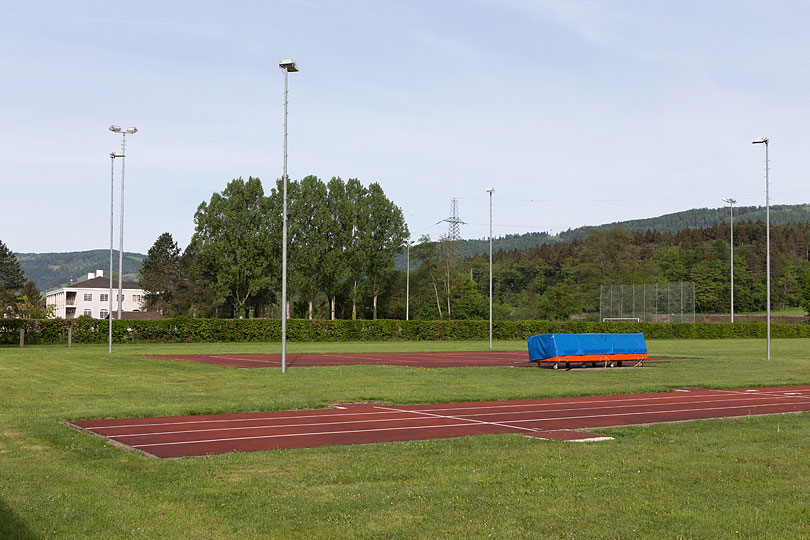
xmin=46 ymin=270 xmax=146 ymax=319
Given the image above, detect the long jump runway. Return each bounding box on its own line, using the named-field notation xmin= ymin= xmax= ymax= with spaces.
xmin=146 ymin=351 xmax=530 ymax=368
xmin=146 ymin=352 xmax=667 ymax=369
xmin=70 ymin=385 xmax=810 ymax=458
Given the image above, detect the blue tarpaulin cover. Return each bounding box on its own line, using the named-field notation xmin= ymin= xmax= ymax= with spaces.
xmin=527 ymin=333 xmax=647 ymax=361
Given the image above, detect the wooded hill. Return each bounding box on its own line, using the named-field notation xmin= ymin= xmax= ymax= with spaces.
xmin=397 ymin=204 xmax=810 ymax=268
xmin=389 ymin=219 xmax=810 ymax=322
xmin=15 ymin=203 xmax=810 ymax=301
xmin=14 ymin=250 xmax=145 ymax=292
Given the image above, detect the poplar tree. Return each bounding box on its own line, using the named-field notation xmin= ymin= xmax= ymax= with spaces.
xmin=0 ymin=240 xmax=25 ymax=316
xmin=139 ymin=232 xmax=182 ymax=315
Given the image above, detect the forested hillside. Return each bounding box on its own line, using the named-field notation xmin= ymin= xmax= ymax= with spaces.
xmin=555 ymin=204 xmax=810 ymax=241
xmin=390 ymin=220 xmax=810 ymax=322
xmin=396 ymin=204 xmax=810 ymax=268
xmin=15 ymin=250 xmax=144 ymax=291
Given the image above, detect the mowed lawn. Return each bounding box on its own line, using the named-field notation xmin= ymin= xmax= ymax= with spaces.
xmin=1 ymin=339 xmax=809 ymax=539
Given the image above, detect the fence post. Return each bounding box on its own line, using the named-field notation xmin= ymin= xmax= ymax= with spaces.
xmin=68 ymin=326 xmax=72 ymax=348
xmin=19 ymin=327 xmax=24 ymax=348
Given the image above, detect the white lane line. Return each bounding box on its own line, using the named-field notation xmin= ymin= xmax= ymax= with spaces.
xmin=209 ymin=355 xmax=278 ymax=365
xmin=112 ymin=415 xmax=466 ymax=439
xmin=78 ymin=390 xmax=802 ymax=431
xmin=131 ymin=421 xmax=492 ymax=448
xmin=374 ymin=405 xmax=538 ymax=434
xmin=130 ymin=399 xmax=810 ymax=450
xmin=494 ymin=399 xmax=810 ymax=426
xmin=119 ymin=399 xmax=810 ymax=449
xmin=710 ymin=388 xmax=810 ymax=399
xmin=103 ymin=395 xmax=805 ymax=438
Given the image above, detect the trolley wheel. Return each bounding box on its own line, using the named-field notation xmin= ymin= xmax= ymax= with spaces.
xmin=580 ymin=362 xmax=589 ymax=369
xmin=636 ymin=360 xmax=644 ymax=367
xmin=553 ymin=362 xmax=559 ymax=370
xmin=617 ymin=361 xmax=623 ymax=367
xmin=565 ymin=361 xmax=571 ymax=370
xmin=609 ymin=361 xmax=616 ymax=368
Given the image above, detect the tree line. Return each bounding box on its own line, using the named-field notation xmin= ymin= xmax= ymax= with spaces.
xmin=139 ymin=175 xmax=409 ymax=319
xmin=140 ymin=181 xmax=810 ymax=321
xmin=0 ymin=240 xmax=49 ymax=318
xmin=403 ymin=220 xmax=810 ymax=321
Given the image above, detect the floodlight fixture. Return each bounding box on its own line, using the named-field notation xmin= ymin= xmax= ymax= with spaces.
xmin=279 ymin=59 xmax=298 ymax=72
xmin=125 ymin=127 xmax=138 ymax=135
xmin=110 ymin=151 xmax=125 ymax=158
xmin=752 ymin=136 xmax=769 ymax=145
xmin=109 ymin=125 xmax=122 ymax=133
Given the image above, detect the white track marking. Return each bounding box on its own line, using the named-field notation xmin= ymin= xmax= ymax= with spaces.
xmin=489 ymin=399 xmax=810 ymax=426
xmin=112 ymin=415 xmax=481 ymax=438
xmin=132 ymin=422 xmax=495 ymax=448
xmin=374 ymin=405 xmax=538 ymax=433
xmin=132 ymin=399 xmax=810 ymax=450
xmin=77 ymin=388 xmax=810 ymax=431
xmin=104 ymin=397 xmax=810 ymax=441
xmin=208 ymin=356 xmax=278 ymax=365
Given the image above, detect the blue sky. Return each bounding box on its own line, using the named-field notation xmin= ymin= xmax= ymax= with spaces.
xmin=3 ymin=1 xmax=810 ymax=254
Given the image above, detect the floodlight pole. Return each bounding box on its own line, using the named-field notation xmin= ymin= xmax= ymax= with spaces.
xmin=753 ymin=137 xmax=770 ymax=360
xmin=108 ymin=125 xmax=137 ymax=320
xmin=405 ymin=240 xmax=411 ymax=321
xmin=486 ymin=188 xmax=495 ymax=349
xmin=722 ymin=197 xmax=736 ymax=323
xmin=109 ymin=152 xmax=123 ymax=353
xmin=279 ymin=59 xmax=298 ymax=373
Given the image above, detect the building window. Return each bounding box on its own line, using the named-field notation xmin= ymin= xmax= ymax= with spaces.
xmin=133 ymin=294 xmax=143 ymax=303
xmin=100 ymin=309 xmax=109 ymax=319
xmin=100 ymin=293 xmax=109 ymax=302
xmin=84 ymin=293 xmax=92 ymax=301
xmin=83 ymin=309 xmax=92 ymax=317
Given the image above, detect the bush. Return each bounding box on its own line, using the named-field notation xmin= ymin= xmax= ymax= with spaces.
xmin=3 ymin=317 xmax=810 ymax=345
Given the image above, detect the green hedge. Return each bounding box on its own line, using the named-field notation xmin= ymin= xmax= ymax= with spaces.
xmin=1 ymin=317 xmax=809 ymax=345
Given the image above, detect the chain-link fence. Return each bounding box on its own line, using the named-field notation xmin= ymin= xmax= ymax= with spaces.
xmin=599 ymin=283 xmax=695 ymax=323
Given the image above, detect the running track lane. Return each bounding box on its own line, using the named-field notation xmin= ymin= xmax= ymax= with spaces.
xmin=69 ymin=385 xmax=810 ymax=459
xmin=145 ymin=351 xmax=666 ymax=369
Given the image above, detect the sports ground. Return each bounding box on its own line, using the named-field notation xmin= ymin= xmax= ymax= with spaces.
xmin=72 ymin=385 xmax=810 ymax=458
xmin=2 ymin=338 xmax=810 ymax=538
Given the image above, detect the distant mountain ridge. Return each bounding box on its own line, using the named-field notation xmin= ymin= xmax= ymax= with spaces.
xmin=396 ymin=203 xmax=810 ymax=267
xmin=17 ymin=204 xmax=810 ymax=287
xmin=15 ymin=250 xmax=145 ymax=292
xmin=554 ymin=203 xmax=810 ymax=241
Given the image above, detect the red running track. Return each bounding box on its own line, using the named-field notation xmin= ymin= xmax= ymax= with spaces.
xmin=70 ymin=385 xmax=810 ymax=458
xmin=146 ymin=352 xmax=665 ymax=369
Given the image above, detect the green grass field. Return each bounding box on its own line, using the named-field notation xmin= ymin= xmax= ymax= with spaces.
xmin=1 ymin=339 xmax=809 ymax=539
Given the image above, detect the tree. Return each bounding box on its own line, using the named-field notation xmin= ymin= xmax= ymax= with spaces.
xmin=412 ymin=235 xmax=443 ymax=319
xmin=173 ymin=238 xmax=219 ymax=318
xmin=0 ymin=240 xmax=26 ymax=316
xmin=139 ymin=232 xmax=182 ymax=315
xmin=356 ymin=182 xmax=409 ymax=319
xmin=320 ymin=177 xmax=352 ymax=320
xmin=15 ymin=280 xmax=52 ymax=319
xmin=289 ymin=176 xmax=329 ymax=319
xmin=344 ymin=178 xmax=367 ymax=320
xmin=192 ymin=177 xmax=277 ymax=318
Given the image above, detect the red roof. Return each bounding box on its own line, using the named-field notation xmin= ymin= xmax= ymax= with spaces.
xmin=69 ymin=277 xmax=142 ymax=290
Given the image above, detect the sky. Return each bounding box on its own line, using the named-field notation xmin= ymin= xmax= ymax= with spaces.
xmin=3 ymin=0 xmax=810 ymax=255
